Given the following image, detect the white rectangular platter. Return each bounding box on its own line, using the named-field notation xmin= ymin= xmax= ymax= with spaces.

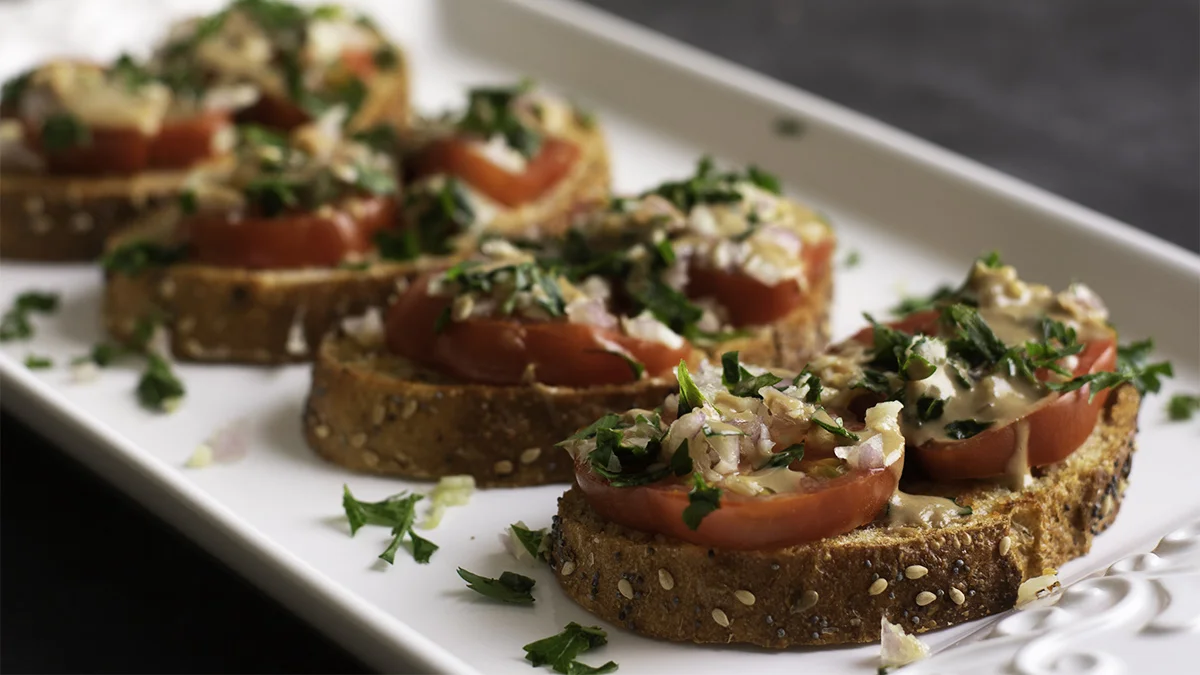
xmin=2 ymin=1 xmax=1198 ymax=673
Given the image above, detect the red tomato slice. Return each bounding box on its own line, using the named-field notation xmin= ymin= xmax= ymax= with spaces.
xmin=386 ymin=274 xmax=693 ymax=387
xmin=915 ymin=337 xmax=1117 ymax=480
xmin=686 ymin=238 xmax=834 ymax=327
xmin=24 ymin=121 xmax=149 ymax=175
xmin=148 ymin=110 xmax=231 ymax=169
xmin=186 ymin=196 xmax=396 ymax=269
xmin=574 ymin=453 xmax=902 ymax=550
xmin=409 ymin=136 xmax=580 ymax=208
xmin=849 ymin=308 xmax=1119 ymax=480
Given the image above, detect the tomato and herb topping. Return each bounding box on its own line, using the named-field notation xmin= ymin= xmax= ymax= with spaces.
xmin=385 ymin=240 xmax=694 ymax=387
xmin=542 ymin=157 xmax=834 ymax=337
xmin=559 ymin=356 xmax=912 ymax=549
xmin=151 ymin=0 xmax=396 ymax=131
xmin=1 ymin=58 xmax=238 ymax=175
xmin=172 ymin=118 xmax=398 ymax=269
xmin=407 ymin=80 xmax=588 ymax=213
xmin=807 ymin=254 xmax=1172 ymax=482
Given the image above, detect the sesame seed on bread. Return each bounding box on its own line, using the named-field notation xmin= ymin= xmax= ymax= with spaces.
xmin=547 ymin=384 xmax=1140 ymax=647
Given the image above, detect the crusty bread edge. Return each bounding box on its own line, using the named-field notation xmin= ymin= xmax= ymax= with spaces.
xmin=546 ymin=385 xmax=1140 ymax=648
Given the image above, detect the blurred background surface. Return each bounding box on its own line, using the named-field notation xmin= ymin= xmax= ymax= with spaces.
xmin=2 ymin=1 xmax=1196 ymax=673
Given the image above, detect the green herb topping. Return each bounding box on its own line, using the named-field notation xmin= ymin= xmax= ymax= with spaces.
xmin=136 ymin=354 xmax=185 ymax=412
xmin=643 ymin=155 xmax=780 ymax=213
xmin=24 ymin=354 xmax=53 ymax=369
xmin=0 ymin=291 xmax=60 ymax=342
xmin=457 ymin=80 xmax=542 ymax=158
xmin=523 ymin=622 xmax=617 ymax=675
xmin=682 ymin=473 xmax=721 ymax=530
xmin=101 ymin=242 xmax=188 ymax=277
xmin=457 ymin=568 xmax=536 ymax=605
xmin=510 ymin=522 xmax=548 ymax=560
xmin=341 ymin=485 xmax=438 ymax=564
xmin=1168 ymin=394 xmax=1200 ymax=421
xmin=40 ymin=113 xmax=91 ymax=152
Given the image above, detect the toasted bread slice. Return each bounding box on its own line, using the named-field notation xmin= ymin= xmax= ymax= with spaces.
xmin=547 ymin=384 xmax=1139 ymax=648
xmin=0 ymin=162 xmax=228 ymax=262
xmin=302 ymin=269 xmax=831 ymax=486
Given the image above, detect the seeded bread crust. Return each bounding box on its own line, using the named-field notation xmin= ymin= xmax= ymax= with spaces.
xmin=0 ymin=164 xmax=226 ymax=262
xmin=105 ymin=257 xmax=452 ymax=364
xmin=304 ymin=332 xmax=680 ymax=487
xmin=548 ymin=385 xmax=1140 ymax=648
xmin=0 ymin=46 xmax=409 ymax=263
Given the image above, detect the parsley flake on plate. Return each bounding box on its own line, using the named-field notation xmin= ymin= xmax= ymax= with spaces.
xmin=457 ymin=567 xmax=536 ymax=605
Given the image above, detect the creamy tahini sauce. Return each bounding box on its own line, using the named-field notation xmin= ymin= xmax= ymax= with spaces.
xmin=1005 ymin=420 xmax=1032 ymax=491
xmin=886 ymin=491 xmax=967 ymax=529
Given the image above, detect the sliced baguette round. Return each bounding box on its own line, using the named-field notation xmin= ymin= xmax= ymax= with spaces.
xmin=547 ymin=384 xmax=1140 ymax=648
xmin=302 ymin=267 xmax=831 ymax=485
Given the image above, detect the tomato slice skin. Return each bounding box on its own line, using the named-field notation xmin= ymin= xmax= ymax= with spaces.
xmin=24 ymin=110 xmax=231 ymax=174
xmin=686 ymin=237 xmax=834 ymax=327
xmin=148 ymin=110 xmax=232 ymax=168
xmin=186 ymin=196 xmax=396 ymax=269
xmin=410 ymin=136 xmax=580 ymax=208
xmin=386 ymin=274 xmax=692 ymax=387
xmin=914 ymin=338 xmax=1117 ymax=480
xmin=573 ymin=454 xmax=902 ymax=550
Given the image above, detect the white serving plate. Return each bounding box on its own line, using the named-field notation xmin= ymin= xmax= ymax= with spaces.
xmin=2 ymin=1 xmax=1198 ymax=672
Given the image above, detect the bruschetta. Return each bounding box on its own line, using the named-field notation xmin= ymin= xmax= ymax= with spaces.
xmin=303 ymin=161 xmax=835 ymax=486
xmin=403 ymin=80 xmax=609 ymax=237
xmin=102 ymin=116 xmax=450 ymax=364
xmin=0 ymin=0 xmax=409 ymax=262
xmin=549 ymin=256 xmax=1155 ymax=647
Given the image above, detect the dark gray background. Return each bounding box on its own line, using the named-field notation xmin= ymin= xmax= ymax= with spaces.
xmin=2 ymin=1 xmax=1196 ymax=673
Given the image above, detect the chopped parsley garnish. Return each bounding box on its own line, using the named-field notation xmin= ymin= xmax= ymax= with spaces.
xmin=720 ymin=351 xmax=783 ymax=398
xmin=341 ymin=485 xmax=436 ymax=564
xmin=378 ymin=178 xmax=474 ymax=261
xmin=793 ymin=368 xmax=824 ymax=403
xmin=944 ymin=419 xmax=993 ymax=440
xmin=24 ymin=354 xmax=52 ymax=369
xmin=812 ymin=411 xmax=860 ymax=442
xmin=351 ymin=124 xmax=399 ymax=153
xmin=843 ymin=250 xmax=861 ymax=268
xmin=457 ymin=80 xmax=542 ymax=158
xmin=372 ymin=46 xmax=398 ymax=69
xmin=510 ymin=523 xmax=548 ymax=560
xmin=457 ymin=568 xmax=536 ymax=605
xmin=675 ymin=361 xmax=707 ymax=416
xmin=136 ymin=354 xmax=185 ymax=412
xmin=758 ymin=442 xmax=805 ymax=470
xmin=111 ymin=53 xmax=156 ymax=91
xmin=101 ymin=241 xmax=188 ymax=277
xmin=73 ymin=342 xmax=126 ymax=368
xmin=915 ymin=396 xmax=946 ymax=422
xmin=523 ymin=623 xmax=617 ymax=675
xmin=591 ymin=350 xmax=643 ymax=381
xmin=1168 ymin=394 xmax=1200 ymax=421
xmin=670 ymin=440 xmax=694 ymax=475
xmin=1 ymin=69 xmax=32 ymax=108
xmin=773 ymin=116 xmax=804 ymax=137
xmin=643 ymin=155 xmax=781 ymax=213
xmin=440 ymin=260 xmax=565 ymax=320
xmin=40 ymin=113 xmax=90 ymax=152
xmin=1045 ymin=338 xmax=1173 ymax=402
xmin=682 ymin=473 xmax=721 ymax=530
xmin=942 ymin=304 xmax=1008 ymax=370
xmin=0 ymin=291 xmax=60 ymax=342
xmin=890 ymin=285 xmax=957 ymax=317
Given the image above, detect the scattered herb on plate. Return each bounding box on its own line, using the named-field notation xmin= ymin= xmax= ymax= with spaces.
xmin=457 ymin=568 xmax=536 ymax=605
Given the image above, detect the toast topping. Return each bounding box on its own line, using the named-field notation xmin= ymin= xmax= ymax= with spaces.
xmin=560 ymin=356 xmax=906 ymax=549
xmin=408 ymin=81 xmax=586 ymax=210
xmin=152 ymin=0 xmax=391 ymax=128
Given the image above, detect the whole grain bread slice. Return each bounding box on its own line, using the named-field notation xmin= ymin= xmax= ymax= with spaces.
xmin=547 ymin=384 xmax=1140 ymax=648
xmin=302 ymin=270 xmax=831 ymax=486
